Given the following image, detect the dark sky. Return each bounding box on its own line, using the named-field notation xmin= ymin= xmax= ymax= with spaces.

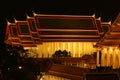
xmin=0 ymin=0 xmax=120 ymax=41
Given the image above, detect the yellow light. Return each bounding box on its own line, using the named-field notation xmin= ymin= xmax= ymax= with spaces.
xmin=18 ymin=66 xmax=22 ymax=70
xmin=26 ymin=42 xmax=97 ymax=58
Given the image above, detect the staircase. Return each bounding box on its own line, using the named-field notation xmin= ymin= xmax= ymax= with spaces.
xmin=46 ymin=63 xmax=89 ymax=80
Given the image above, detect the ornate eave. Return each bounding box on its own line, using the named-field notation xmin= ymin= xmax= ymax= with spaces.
xmin=5 ymin=13 xmax=116 ymax=47
xmin=98 ymin=13 xmax=120 ymax=47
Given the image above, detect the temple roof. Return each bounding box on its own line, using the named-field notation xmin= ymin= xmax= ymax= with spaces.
xmin=99 ymin=13 xmax=120 ymax=46
xmin=5 ymin=13 xmax=116 ymax=47
xmin=2 ymin=1 xmax=120 ymax=47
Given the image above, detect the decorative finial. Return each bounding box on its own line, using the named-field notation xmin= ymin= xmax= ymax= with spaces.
xmin=96 ymin=17 xmax=101 ymax=21
xmin=32 ymin=9 xmax=37 ymax=16
xmin=7 ymin=20 xmax=11 ymax=25
xmin=33 ymin=12 xmax=37 ymax=16
xmin=92 ymin=13 xmax=95 ymax=18
xmin=25 ymin=13 xmax=31 ymax=19
xmin=13 ymin=17 xmax=18 ymax=23
xmin=108 ymin=21 xmax=111 ymax=25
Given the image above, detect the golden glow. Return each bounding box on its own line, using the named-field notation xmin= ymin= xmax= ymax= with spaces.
xmin=92 ymin=13 xmax=95 ymax=18
xmin=7 ymin=21 xmax=11 ymax=25
xmin=25 ymin=42 xmax=120 ymax=69
xmin=33 ymin=11 xmax=38 ymax=16
xmin=42 ymin=75 xmax=70 ymax=80
xmin=27 ymin=15 xmax=31 ymax=19
xmin=109 ymin=47 xmax=113 ymax=54
xmin=18 ymin=66 xmax=22 ymax=70
xmin=13 ymin=17 xmax=18 ymax=23
xmin=25 ymin=42 xmax=96 ymax=58
xmin=101 ymin=47 xmax=120 ymax=69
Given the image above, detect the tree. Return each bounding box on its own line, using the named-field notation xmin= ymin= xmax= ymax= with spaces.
xmin=52 ymin=50 xmax=71 ymax=58
xmin=0 ymin=43 xmax=42 ymax=80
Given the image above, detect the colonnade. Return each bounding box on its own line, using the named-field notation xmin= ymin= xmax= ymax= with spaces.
xmin=25 ymin=42 xmax=120 ymax=69
xmin=101 ymin=47 xmax=120 ymax=69
xmin=25 ymin=42 xmax=97 ymax=58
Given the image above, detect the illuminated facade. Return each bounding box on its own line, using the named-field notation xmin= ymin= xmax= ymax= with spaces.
xmin=4 ymin=13 xmax=120 ymax=79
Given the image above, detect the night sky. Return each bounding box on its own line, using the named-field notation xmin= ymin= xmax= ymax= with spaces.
xmin=0 ymin=0 xmax=120 ymax=42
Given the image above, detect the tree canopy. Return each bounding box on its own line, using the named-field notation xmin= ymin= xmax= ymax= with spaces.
xmin=0 ymin=43 xmax=51 ymax=80
xmin=52 ymin=50 xmax=71 ymax=58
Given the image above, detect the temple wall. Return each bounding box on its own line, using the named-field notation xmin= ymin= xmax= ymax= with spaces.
xmin=25 ymin=42 xmax=97 ymax=58
xmin=101 ymin=47 xmax=120 ymax=69
xmin=24 ymin=42 xmax=120 ymax=69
